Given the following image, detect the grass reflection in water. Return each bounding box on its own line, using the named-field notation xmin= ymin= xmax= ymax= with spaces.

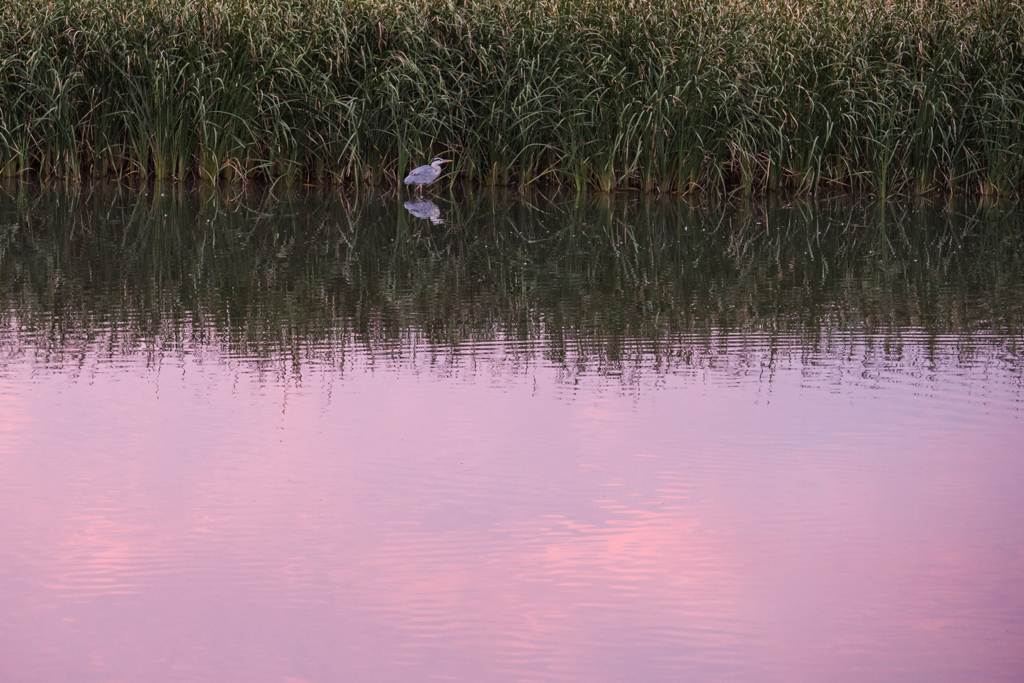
xmin=1 ymin=182 xmax=1022 ymax=382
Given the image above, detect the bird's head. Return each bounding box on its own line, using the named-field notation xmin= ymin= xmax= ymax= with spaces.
xmin=431 ymin=157 xmax=452 ymax=166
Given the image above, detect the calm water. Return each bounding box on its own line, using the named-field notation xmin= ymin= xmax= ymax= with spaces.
xmin=1 ymin=185 xmax=1023 ymax=682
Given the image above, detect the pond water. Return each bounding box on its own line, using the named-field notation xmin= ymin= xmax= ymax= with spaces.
xmin=1 ymin=184 xmax=1022 ymax=683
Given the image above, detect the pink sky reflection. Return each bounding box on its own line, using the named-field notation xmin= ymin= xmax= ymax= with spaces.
xmin=0 ymin=349 xmax=1022 ymax=683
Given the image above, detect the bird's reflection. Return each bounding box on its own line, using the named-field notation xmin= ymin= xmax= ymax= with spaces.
xmin=403 ymin=199 xmax=444 ymax=225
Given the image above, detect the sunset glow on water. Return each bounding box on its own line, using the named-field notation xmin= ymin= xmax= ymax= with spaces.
xmin=1 ymin=188 xmax=1022 ymax=681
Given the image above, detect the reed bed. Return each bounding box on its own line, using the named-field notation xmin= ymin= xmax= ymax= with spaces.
xmin=1 ymin=0 xmax=1022 ymax=196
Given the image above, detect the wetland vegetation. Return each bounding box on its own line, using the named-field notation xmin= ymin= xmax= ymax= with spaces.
xmin=1 ymin=0 xmax=1022 ymax=196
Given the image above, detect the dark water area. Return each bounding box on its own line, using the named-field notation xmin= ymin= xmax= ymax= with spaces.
xmin=1 ymin=184 xmax=1023 ymax=682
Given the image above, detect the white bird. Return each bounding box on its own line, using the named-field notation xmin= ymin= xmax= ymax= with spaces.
xmin=403 ymin=157 xmax=451 ymax=196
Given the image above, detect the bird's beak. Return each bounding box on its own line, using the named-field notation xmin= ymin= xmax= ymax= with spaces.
xmin=440 ymin=159 xmax=452 ymax=163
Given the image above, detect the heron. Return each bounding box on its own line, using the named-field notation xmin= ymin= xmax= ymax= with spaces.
xmin=403 ymin=157 xmax=451 ymax=196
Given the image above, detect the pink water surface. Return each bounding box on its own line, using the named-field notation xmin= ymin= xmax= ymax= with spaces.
xmin=1 ymin=336 xmax=1022 ymax=682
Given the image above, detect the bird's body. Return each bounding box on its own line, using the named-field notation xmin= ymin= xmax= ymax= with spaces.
xmin=404 ymin=158 xmax=451 ymax=195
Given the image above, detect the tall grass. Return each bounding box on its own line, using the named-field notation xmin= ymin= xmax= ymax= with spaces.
xmin=1 ymin=0 xmax=1022 ymax=196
